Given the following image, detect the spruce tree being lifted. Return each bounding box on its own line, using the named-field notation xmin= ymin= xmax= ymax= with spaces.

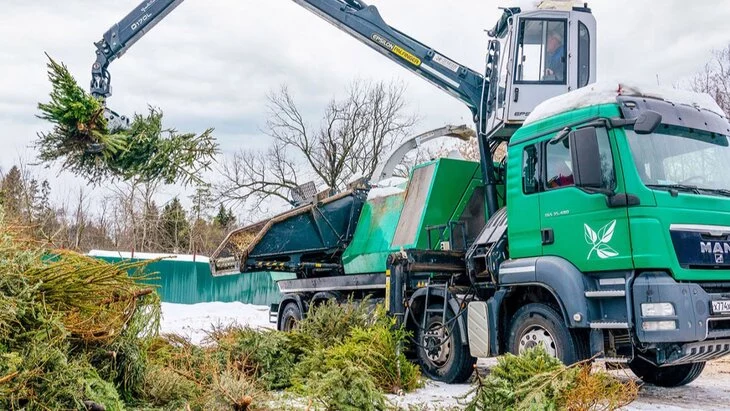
xmin=37 ymin=55 xmax=218 ymax=185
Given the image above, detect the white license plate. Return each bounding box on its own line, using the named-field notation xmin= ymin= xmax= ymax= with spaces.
xmin=712 ymin=300 xmax=730 ymax=314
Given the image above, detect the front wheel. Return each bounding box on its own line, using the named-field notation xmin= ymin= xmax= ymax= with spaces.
xmin=507 ymin=303 xmax=582 ymax=364
xmin=415 ymin=303 xmax=476 ymax=383
xmin=628 ymin=357 xmax=705 ymax=387
xmin=279 ymin=302 xmax=302 ymax=332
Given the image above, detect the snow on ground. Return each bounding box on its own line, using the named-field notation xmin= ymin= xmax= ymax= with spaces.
xmin=160 ymin=302 xmax=730 ymax=410
xmin=160 ymin=302 xmax=273 ymax=344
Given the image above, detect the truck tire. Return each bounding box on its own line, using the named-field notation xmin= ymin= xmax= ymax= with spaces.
xmin=279 ymin=302 xmax=302 ymax=332
xmin=416 ymin=303 xmax=475 ymax=383
xmin=507 ymin=303 xmax=581 ymax=365
xmin=628 ymin=357 xmax=705 ymax=387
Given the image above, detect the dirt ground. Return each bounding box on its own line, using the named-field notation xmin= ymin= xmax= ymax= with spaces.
xmin=627 ymin=357 xmax=730 ymax=411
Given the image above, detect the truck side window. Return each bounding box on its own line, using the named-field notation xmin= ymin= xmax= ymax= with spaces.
xmin=546 ymin=139 xmax=574 ymax=189
xmin=523 ymin=145 xmax=539 ymax=194
xmin=596 ymin=128 xmax=616 ymax=189
xmin=515 ymin=19 xmax=567 ymax=84
xmin=546 ymin=128 xmax=615 ymax=190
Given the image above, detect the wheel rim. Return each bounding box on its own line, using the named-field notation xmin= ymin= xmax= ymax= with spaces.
xmin=518 ymin=325 xmax=557 ymax=357
xmin=283 ymin=314 xmax=298 ymax=331
xmin=423 ymin=322 xmax=451 ymax=367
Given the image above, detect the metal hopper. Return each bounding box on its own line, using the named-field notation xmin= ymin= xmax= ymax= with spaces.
xmin=210 ymin=187 xmax=368 ymax=276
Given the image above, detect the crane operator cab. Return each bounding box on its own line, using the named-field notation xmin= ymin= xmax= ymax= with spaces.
xmin=484 ymin=2 xmax=596 ymax=138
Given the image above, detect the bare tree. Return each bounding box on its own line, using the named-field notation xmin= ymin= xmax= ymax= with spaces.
xmin=217 ymin=79 xmax=417 ymax=212
xmin=690 ymin=44 xmax=730 ymax=117
xmin=70 ymin=188 xmax=89 ymax=250
xmin=106 ymin=180 xmax=162 ymax=252
xmin=217 ymin=141 xmax=299 ymax=212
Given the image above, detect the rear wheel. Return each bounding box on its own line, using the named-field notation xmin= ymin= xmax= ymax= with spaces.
xmin=628 ymin=357 xmax=705 ymax=387
xmin=416 ymin=303 xmax=475 ymax=383
xmin=507 ymin=303 xmax=581 ymax=364
xmin=279 ymin=302 xmax=302 ymax=332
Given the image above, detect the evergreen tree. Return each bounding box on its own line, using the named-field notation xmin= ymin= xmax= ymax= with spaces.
xmin=1 ymin=166 xmax=24 ymax=220
xmin=190 ymin=186 xmax=212 ymax=222
xmin=160 ymin=198 xmax=189 ymax=253
xmin=214 ymin=204 xmax=236 ymax=228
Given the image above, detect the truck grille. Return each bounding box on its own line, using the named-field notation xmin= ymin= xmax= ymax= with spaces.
xmin=697 ymin=282 xmax=730 ymax=294
xmin=707 ymin=318 xmax=730 ymax=339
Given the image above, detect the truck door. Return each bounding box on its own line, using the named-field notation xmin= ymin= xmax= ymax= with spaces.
xmin=538 ymin=127 xmax=633 ymax=272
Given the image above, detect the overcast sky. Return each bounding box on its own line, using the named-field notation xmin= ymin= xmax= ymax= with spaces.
xmin=1 ymin=0 xmax=729 ymax=209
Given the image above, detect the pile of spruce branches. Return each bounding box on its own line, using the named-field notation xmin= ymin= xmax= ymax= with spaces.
xmin=0 ymin=210 xmax=161 ymax=409
xmin=36 ymin=56 xmax=218 ymax=185
xmin=0 ymin=210 xmax=421 ymax=411
xmin=142 ymin=299 xmax=422 ymax=411
xmin=462 ymin=347 xmax=639 ymax=411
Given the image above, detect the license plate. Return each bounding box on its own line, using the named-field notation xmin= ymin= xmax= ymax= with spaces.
xmin=712 ymin=300 xmax=730 ymax=314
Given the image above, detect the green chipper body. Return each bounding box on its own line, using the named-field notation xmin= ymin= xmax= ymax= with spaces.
xmin=210 ymin=158 xmax=490 ymax=278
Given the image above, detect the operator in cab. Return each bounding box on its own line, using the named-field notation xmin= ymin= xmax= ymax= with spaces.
xmin=544 ymin=30 xmax=565 ymax=82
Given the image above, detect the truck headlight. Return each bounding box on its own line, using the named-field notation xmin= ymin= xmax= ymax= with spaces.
xmin=642 ymin=320 xmax=677 ymax=331
xmin=641 ymin=302 xmax=675 ymax=317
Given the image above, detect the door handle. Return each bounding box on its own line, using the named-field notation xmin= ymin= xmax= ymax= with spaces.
xmin=541 ymin=228 xmax=554 ymax=245
xmin=514 ymin=87 xmax=520 ymax=102
xmin=607 ymin=193 xmax=641 ymax=208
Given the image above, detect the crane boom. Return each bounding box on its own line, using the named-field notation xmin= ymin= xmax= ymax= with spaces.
xmin=89 ymin=0 xmax=499 ymax=214
xmin=292 ymin=0 xmax=487 ymax=118
xmin=91 ymin=0 xmax=185 ymax=99
xmin=90 ymin=0 xmax=488 ymax=115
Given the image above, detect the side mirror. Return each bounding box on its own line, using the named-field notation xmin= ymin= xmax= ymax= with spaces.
xmin=634 ymin=110 xmax=662 ymax=134
xmin=569 ymin=127 xmax=604 ymax=189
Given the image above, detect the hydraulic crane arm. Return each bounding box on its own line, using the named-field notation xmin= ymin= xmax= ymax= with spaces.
xmin=90 ymin=0 xmax=488 ymax=119
xmin=91 ymin=0 xmax=185 ymax=99
xmin=293 ymin=0 xmax=487 ymax=119
xmin=89 ymin=0 xmax=499 ymax=214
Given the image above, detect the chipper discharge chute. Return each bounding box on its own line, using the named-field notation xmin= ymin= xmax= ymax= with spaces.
xmin=210 ymin=183 xmax=369 ymax=276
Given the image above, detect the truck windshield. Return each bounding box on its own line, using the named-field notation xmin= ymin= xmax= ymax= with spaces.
xmin=626 ymin=128 xmax=730 ymax=193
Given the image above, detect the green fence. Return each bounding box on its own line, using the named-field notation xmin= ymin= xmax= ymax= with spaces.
xmin=91 ymin=251 xmax=293 ymax=306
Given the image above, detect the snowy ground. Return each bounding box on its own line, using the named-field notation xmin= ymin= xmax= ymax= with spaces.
xmin=160 ymin=301 xmax=273 ymax=344
xmin=161 ymin=302 xmax=730 ymax=410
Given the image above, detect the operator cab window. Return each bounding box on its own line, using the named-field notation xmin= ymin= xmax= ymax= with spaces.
xmin=515 ymin=19 xmax=567 ymax=84
xmin=577 ymin=21 xmax=590 ymax=87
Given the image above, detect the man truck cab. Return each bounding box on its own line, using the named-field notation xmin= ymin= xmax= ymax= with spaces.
xmin=493 ymin=83 xmax=730 ymax=387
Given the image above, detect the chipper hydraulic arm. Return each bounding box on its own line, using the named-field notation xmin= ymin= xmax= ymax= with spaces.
xmin=90 ymin=0 xmax=502 ymax=215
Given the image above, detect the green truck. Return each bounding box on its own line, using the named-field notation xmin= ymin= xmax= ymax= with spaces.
xmin=91 ymin=0 xmax=730 ymax=388
xmin=211 ymin=82 xmax=730 ymax=387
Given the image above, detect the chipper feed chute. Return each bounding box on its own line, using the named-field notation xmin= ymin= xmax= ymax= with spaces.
xmin=210 ymin=188 xmax=368 ymax=276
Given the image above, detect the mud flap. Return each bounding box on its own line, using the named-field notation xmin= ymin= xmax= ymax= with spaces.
xmin=468 ymin=301 xmax=490 ymax=358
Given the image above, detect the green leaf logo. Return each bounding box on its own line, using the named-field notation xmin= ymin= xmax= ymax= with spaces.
xmin=584 ymin=220 xmax=618 ymax=259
